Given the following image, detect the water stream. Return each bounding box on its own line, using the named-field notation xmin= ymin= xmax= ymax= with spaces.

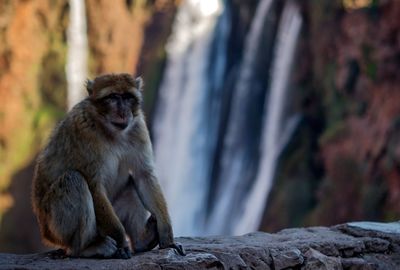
xmin=66 ymin=0 xmax=88 ymax=109
xmin=153 ymin=0 xmax=226 ymax=236
xmin=206 ymin=0 xmax=275 ymax=235
xmin=234 ymin=1 xmax=303 ymax=234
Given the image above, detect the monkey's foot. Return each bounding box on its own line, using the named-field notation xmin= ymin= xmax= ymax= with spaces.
xmin=77 ymin=236 xmax=118 ymax=259
xmin=169 ymin=242 xmax=186 ymax=256
xmin=47 ymin=249 xmax=67 ymax=259
xmin=113 ymin=247 xmax=132 ymax=259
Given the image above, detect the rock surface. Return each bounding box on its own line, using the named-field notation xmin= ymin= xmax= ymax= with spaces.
xmin=1 ymin=221 xmax=400 ymax=269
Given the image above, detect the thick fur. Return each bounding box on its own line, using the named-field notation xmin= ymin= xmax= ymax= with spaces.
xmin=32 ymin=73 xmax=181 ymax=258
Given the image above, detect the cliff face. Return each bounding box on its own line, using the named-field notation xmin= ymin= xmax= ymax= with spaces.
xmin=263 ymin=1 xmax=400 ymax=231
xmin=85 ymin=0 xmax=148 ymax=74
xmin=314 ymin=1 xmax=400 ymax=224
xmin=0 ymin=0 xmax=68 ymax=216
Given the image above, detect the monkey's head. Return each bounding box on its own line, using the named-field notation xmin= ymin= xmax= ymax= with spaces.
xmin=87 ymin=73 xmax=143 ymax=131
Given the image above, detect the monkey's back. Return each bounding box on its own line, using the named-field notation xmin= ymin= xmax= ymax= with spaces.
xmin=32 ymin=100 xmax=104 ymax=210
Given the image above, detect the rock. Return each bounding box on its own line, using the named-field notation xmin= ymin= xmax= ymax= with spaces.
xmin=1 ymin=221 xmax=400 ymax=270
xmin=304 ymin=248 xmax=342 ymax=270
xmin=270 ymin=248 xmax=303 ymax=269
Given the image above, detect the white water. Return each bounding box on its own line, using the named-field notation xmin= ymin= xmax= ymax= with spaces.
xmin=153 ymin=0 xmax=224 ymax=236
xmin=206 ymin=0 xmax=274 ymax=235
xmin=234 ymin=1 xmax=303 ymax=235
xmin=66 ymin=0 xmax=88 ymax=110
xmin=232 ymin=0 xmax=274 ymax=96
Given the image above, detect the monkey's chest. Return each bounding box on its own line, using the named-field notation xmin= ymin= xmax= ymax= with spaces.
xmin=102 ymin=152 xmax=140 ymax=199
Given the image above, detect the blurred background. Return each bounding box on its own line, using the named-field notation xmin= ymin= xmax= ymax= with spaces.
xmin=0 ymin=0 xmax=399 ymax=253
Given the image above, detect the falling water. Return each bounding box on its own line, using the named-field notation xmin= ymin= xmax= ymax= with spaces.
xmin=234 ymin=1 xmax=303 ymax=235
xmin=206 ymin=0 xmax=274 ymax=235
xmin=153 ymin=0 xmax=226 ymax=236
xmin=66 ymin=0 xmax=88 ymax=110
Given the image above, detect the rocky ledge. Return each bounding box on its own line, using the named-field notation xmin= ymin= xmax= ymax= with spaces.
xmin=1 ymin=221 xmax=400 ymax=269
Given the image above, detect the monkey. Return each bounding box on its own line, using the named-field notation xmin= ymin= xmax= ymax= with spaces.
xmin=32 ymin=73 xmax=185 ymax=259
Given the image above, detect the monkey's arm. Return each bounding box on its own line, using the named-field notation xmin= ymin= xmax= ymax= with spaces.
xmin=90 ymin=184 xmax=131 ymax=258
xmin=133 ymin=170 xmax=186 ymax=256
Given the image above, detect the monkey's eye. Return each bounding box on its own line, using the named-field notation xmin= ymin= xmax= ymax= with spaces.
xmin=122 ymin=93 xmax=140 ymax=105
xmin=122 ymin=93 xmax=135 ymax=100
xmin=103 ymin=94 xmax=120 ymax=102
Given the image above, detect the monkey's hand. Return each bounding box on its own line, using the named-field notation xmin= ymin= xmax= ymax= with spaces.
xmin=159 ymin=228 xmax=186 ymax=256
xmin=169 ymin=242 xmax=186 ymax=256
xmin=113 ymin=246 xmax=132 ymax=259
xmin=159 ymin=241 xmax=186 ymax=256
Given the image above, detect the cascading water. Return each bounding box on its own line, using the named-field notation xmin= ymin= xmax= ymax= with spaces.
xmin=153 ymin=0 xmax=227 ymax=236
xmin=66 ymin=0 xmax=88 ymax=110
xmin=206 ymin=0 xmax=275 ymax=235
xmin=234 ymin=1 xmax=303 ymax=235
xmin=154 ymin=0 xmax=303 ymax=236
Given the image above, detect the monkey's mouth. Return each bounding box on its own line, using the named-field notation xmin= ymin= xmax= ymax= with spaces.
xmin=111 ymin=121 xmax=128 ymax=130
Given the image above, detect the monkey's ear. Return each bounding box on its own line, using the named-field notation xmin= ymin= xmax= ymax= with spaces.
xmin=135 ymin=76 xmax=144 ymax=91
xmin=86 ymin=79 xmax=94 ymax=96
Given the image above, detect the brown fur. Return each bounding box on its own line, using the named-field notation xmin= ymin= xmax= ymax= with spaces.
xmin=91 ymin=73 xmax=138 ymax=93
xmin=32 ymin=73 xmax=183 ymax=259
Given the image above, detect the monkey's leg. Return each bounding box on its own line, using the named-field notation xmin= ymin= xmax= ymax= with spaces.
xmin=90 ymin=183 xmax=131 ymax=259
xmin=113 ymin=187 xmax=159 ymax=253
xmin=43 ymin=171 xmax=117 ymax=258
xmin=133 ymin=171 xmax=186 ymax=255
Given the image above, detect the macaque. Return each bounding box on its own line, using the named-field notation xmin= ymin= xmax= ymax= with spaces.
xmin=32 ymin=73 xmax=184 ymax=259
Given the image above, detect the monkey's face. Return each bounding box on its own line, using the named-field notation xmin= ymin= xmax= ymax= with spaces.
xmin=87 ymin=74 xmax=143 ymax=131
xmin=96 ymin=92 xmax=139 ymax=130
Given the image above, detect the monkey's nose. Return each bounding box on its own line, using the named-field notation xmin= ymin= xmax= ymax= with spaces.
xmin=112 ymin=122 xmax=128 ymax=130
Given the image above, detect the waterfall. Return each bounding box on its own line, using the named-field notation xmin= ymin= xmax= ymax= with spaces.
xmin=206 ymin=0 xmax=274 ymax=235
xmin=234 ymin=1 xmax=303 ymax=235
xmin=154 ymin=0 xmax=302 ymax=236
xmin=66 ymin=0 xmax=88 ymax=110
xmin=153 ymin=0 xmax=226 ymax=236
